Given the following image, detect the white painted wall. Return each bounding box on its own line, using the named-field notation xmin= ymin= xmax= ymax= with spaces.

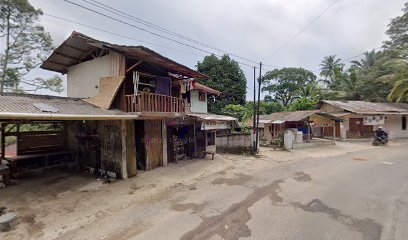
xmin=190 ymin=90 xmax=207 ymax=113
xmin=264 ymin=123 xmax=273 ymax=141
xmin=385 ymin=115 xmax=408 ymax=139
xmin=67 ymin=53 xmax=116 ymax=98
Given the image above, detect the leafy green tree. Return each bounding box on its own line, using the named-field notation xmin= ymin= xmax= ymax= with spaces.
xmin=262 ymin=67 xmax=316 ymax=107
xmin=288 ymin=97 xmax=317 ymax=111
xmin=196 ymin=54 xmax=246 ymax=114
xmin=383 ymin=2 xmax=408 ymax=56
xmin=381 ymin=3 xmax=408 ymax=102
xmin=222 ymin=104 xmax=250 ymax=122
xmin=0 ymin=0 xmax=63 ymax=93
xmin=245 ymin=101 xmax=285 ymax=116
xmin=319 ymin=55 xmax=344 ymax=87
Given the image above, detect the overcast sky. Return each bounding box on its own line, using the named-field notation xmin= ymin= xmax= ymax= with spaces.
xmin=30 ymin=0 xmax=406 ymax=100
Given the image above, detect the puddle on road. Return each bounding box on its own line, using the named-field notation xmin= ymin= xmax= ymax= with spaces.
xmin=293 ymin=172 xmax=312 ymax=182
xmin=211 ymin=173 xmax=253 ymax=186
xmin=172 ymin=202 xmax=207 ymax=214
xmin=292 ymin=199 xmax=383 ymax=240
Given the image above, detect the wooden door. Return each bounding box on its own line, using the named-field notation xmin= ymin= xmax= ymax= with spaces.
xmin=349 ymin=118 xmax=373 ymax=138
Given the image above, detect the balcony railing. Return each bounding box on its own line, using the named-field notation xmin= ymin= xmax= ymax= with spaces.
xmin=125 ymin=93 xmax=186 ymax=113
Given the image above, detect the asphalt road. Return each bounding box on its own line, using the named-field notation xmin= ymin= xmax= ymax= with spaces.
xmin=4 ymin=142 xmax=406 ymax=240
xmin=128 ymin=142 xmax=408 ymax=240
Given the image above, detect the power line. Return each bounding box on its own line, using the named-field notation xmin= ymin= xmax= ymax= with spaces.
xmin=61 ymin=0 xmax=257 ymax=69
xmin=81 ymin=0 xmax=260 ymax=65
xmin=44 ymin=13 xmax=256 ymax=71
xmin=264 ymin=0 xmax=340 ymax=63
xmin=44 ymin=13 xmax=205 ymax=58
xmin=341 ymin=46 xmax=383 ymax=62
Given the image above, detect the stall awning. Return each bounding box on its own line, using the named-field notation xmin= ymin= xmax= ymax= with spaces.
xmin=271 ymin=120 xmax=285 ymax=124
xmin=187 ymin=113 xmax=237 ymax=121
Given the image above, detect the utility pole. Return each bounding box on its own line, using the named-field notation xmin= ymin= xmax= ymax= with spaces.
xmin=255 ymin=62 xmax=262 ymax=153
xmin=252 ymin=66 xmax=257 ymax=153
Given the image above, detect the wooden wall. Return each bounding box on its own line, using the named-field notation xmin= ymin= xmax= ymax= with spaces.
xmin=66 ymin=120 xmax=136 ymax=178
xmin=17 ymin=131 xmax=67 ymax=155
xmin=144 ymin=120 xmax=163 ymax=170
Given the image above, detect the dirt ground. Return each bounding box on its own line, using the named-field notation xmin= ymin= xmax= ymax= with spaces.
xmin=0 ymin=140 xmax=402 ymax=240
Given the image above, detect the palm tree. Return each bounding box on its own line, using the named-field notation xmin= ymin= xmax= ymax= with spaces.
xmin=319 ymin=55 xmax=344 ymax=86
xmin=385 ymin=58 xmax=408 ymax=102
xmin=339 ymin=69 xmax=361 ymax=100
xmin=299 ymin=81 xmax=321 ymax=100
xmin=388 ymin=79 xmax=408 ymax=102
xmin=351 ymin=50 xmax=377 ymax=69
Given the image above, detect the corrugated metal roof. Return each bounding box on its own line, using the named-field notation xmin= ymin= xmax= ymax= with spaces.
xmin=187 ymin=113 xmax=237 ymax=121
xmin=41 ymin=31 xmax=209 ymax=79
xmin=321 ymin=100 xmax=408 ymax=114
xmin=383 ymin=103 xmax=408 ymax=111
xmin=245 ymin=115 xmax=270 ymax=128
xmin=264 ymin=110 xmax=320 ymax=122
xmin=0 ymin=93 xmax=139 ymax=120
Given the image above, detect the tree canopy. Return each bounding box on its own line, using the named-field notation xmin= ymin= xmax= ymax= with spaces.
xmin=261 ymin=67 xmax=317 ymax=107
xmin=318 ymin=2 xmax=408 ymax=103
xmin=196 ymin=54 xmax=246 ymax=114
xmin=383 ymin=2 xmax=408 ymax=56
xmin=0 ymin=0 xmax=63 ymax=93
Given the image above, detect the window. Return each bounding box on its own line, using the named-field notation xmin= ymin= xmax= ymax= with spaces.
xmin=403 ymin=116 xmax=407 ymax=130
xmin=198 ymin=91 xmax=206 ymax=102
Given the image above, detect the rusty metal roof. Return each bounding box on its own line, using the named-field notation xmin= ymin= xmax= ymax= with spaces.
xmin=263 ymin=110 xmax=321 ymax=122
xmin=41 ymin=31 xmax=209 ymax=79
xmin=0 ymin=93 xmax=139 ymax=120
xmin=320 ymin=100 xmax=408 ymax=114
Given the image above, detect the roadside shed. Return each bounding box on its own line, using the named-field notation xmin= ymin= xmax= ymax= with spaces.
xmin=0 ymin=93 xmax=139 ymax=182
xmin=263 ymin=110 xmax=343 ymax=144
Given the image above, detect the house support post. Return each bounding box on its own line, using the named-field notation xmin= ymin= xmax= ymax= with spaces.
xmin=162 ymin=119 xmax=168 ymax=167
xmin=120 ymin=120 xmax=128 ymax=179
xmin=0 ymin=123 xmax=5 ymax=160
xmin=307 ymin=117 xmax=311 ymax=142
xmin=332 ymin=121 xmax=336 ymax=145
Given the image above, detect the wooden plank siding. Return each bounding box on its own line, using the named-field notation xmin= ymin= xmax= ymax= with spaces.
xmin=123 ymin=120 xmax=137 ymax=177
xmin=125 ymin=93 xmax=185 ymax=113
xmin=17 ymin=131 xmax=67 ymax=155
xmin=144 ymin=120 xmax=163 ymax=170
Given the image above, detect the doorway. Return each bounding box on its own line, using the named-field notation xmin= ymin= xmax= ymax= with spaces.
xmin=134 ymin=120 xmax=146 ymax=170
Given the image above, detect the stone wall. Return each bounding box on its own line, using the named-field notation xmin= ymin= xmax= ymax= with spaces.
xmin=216 ymin=133 xmax=252 ymax=154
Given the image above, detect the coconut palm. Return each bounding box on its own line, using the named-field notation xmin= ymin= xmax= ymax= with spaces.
xmin=299 ymin=81 xmax=322 ymax=100
xmin=351 ymin=50 xmax=377 ymax=69
xmin=319 ymin=55 xmax=344 ymax=86
xmin=385 ymin=58 xmax=408 ymax=102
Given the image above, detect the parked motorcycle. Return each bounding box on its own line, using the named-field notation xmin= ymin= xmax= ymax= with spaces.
xmin=372 ymin=127 xmax=388 ymax=146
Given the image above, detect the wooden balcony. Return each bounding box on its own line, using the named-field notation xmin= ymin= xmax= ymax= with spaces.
xmin=125 ymin=93 xmax=186 ymax=113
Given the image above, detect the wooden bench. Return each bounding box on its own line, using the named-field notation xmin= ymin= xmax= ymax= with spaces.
xmin=0 ymin=164 xmax=10 ymax=186
xmin=6 ymin=150 xmax=71 ymax=173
